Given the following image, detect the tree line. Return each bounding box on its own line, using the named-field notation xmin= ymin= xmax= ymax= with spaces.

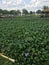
xmin=0 ymin=6 xmax=49 ymax=16
xmin=0 ymin=9 xmax=35 ymax=16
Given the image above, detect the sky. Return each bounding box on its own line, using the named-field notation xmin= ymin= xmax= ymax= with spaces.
xmin=0 ymin=0 xmax=49 ymax=11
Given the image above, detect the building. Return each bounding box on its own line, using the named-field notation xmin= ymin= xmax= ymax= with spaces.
xmin=41 ymin=8 xmax=49 ymax=17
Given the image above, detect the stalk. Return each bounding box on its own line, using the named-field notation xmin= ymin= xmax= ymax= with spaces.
xmin=0 ymin=53 xmax=15 ymax=63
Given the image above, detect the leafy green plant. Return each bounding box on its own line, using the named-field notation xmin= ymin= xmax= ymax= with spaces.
xmin=0 ymin=16 xmax=49 ymax=65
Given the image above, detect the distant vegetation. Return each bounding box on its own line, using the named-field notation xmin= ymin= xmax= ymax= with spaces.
xmin=0 ymin=6 xmax=49 ymax=18
xmin=0 ymin=9 xmax=35 ymax=17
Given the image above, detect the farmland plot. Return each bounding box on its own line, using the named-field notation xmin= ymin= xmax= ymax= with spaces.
xmin=0 ymin=16 xmax=49 ymax=65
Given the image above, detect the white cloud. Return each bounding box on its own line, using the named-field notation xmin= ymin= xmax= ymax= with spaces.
xmin=2 ymin=0 xmax=23 ymax=5
xmin=23 ymin=0 xmax=41 ymax=11
xmin=0 ymin=0 xmax=49 ymax=11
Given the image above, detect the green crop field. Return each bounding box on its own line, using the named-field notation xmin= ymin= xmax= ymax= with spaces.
xmin=0 ymin=16 xmax=49 ymax=65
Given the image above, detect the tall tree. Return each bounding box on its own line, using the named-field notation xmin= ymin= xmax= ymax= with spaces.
xmin=16 ymin=10 xmax=21 ymax=15
xmin=30 ymin=11 xmax=33 ymax=14
xmin=9 ymin=10 xmax=17 ymax=15
xmin=0 ymin=9 xmax=3 ymax=15
xmin=2 ymin=10 xmax=9 ymax=14
xmin=36 ymin=10 xmax=42 ymax=14
xmin=22 ymin=9 xmax=28 ymax=15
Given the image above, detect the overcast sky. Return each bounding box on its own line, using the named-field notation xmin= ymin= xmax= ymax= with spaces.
xmin=0 ymin=0 xmax=49 ymax=11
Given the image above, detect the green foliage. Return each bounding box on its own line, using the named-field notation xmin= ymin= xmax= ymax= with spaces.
xmin=22 ymin=9 xmax=28 ymax=15
xmin=0 ymin=16 xmax=49 ymax=65
xmin=36 ymin=10 xmax=42 ymax=14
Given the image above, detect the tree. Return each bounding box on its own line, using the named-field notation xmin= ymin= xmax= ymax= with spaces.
xmin=9 ymin=10 xmax=17 ymax=15
xmin=30 ymin=11 xmax=33 ymax=14
xmin=0 ymin=9 xmax=3 ymax=15
xmin=22 ymin=9 xmax=28 ymax=15
xmin=36 ymin=10 xmax=42 ymax=14
xmin=2 ymin=10 xmax=9 ymax=14
xmin=16 ymin=10 xmax=21 ymax=15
